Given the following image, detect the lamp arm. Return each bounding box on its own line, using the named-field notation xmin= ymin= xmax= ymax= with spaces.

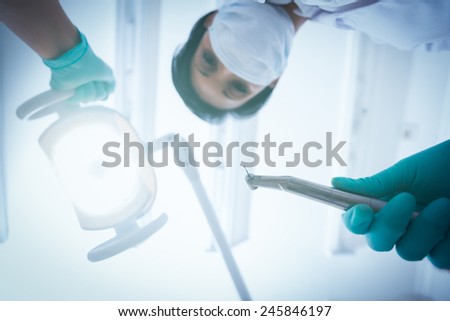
xmin=151 ymin=133 xmax=251 ymax=301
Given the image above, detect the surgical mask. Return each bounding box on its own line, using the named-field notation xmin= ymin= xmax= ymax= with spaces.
xmin=209 ymin=1 xmax=295 ymax=86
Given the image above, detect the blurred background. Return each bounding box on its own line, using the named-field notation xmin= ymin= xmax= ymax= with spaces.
xmin=0 ymin=0 xmax=449 ymax=300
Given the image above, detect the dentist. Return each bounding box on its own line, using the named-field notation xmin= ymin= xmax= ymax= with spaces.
xmin=172 ymin=0 xmax=450 ymax=123
xmin=172 ymin=0 xmax=450 ymax=270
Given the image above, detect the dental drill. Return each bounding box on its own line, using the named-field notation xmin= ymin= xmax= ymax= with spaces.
xmin=244 ymin=169 xmax=420 ymax=217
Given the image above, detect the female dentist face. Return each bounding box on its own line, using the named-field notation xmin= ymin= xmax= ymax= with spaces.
xmin=172 ymin=2 xmax=303 ymax=123
xmin=191 ymin=28 xmax=273 ymax=111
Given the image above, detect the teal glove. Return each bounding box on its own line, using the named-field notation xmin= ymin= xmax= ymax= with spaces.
xmin=43 ymin=31 xmax=115 ymax=103
xmin=332 ymin=140 xmax=450 ymax=269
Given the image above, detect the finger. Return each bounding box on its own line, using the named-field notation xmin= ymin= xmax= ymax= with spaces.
xmin=69 ymin=82 xmax=96 ymax=103
xmin=428 ymin=231 xmax=450 ymax=269
xmin=427 ymin=198 xmax=450 ymax=269
xmin=366 ymin=192 xmax=416 ymax=251
xmin=342 ymin=204 xmax=374 ymax=235
xmin=331 ymin=160 xmax=413 ymax=198
xmin=106 ymin=79 xmax=116 ymax=93
xmin=91 ymin=82 xmax=109 ymax=101
xmin=92 ymin=63 xmax=115 ymax=83
xmin=396 ymin=198 xmax=450 ymax=261
xmin=69 ymin=82 xmax=109 ymax=103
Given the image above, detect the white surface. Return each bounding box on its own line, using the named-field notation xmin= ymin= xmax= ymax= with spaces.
xmin=0 ymin=0 xmax=449 ymax=300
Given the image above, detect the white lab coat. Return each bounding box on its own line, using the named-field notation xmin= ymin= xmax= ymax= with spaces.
xmin=259 ymin=0 xmax=450 ymax=51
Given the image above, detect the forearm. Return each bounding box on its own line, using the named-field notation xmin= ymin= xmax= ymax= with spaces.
xmin=0 ymin=0 xmax=79 ymax=59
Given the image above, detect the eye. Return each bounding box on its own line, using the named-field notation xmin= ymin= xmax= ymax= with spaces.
xmin=231 ymin=80 xmax=249 ymax=95
xmin=202 ymin=50 xmax=217 ymax=70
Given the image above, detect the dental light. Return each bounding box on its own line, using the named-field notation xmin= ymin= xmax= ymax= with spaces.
xmin=17 ymin=90 xmax=251 ymax=300
xmin=17 ymin=90 xmax=168 ymax=262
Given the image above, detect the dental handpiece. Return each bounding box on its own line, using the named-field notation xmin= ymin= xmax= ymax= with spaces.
xmin=245 ymin=172 xmax=420 ymax=217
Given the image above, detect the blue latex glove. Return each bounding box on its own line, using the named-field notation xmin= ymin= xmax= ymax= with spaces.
xmin=332 ymin=140 xmax=450 ymax=269
xmin=43 ymin=31 xmax=115 ymax=103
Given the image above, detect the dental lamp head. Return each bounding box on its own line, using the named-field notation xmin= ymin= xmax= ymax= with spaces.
xmin=17 ymin=90 xmax=168 ymax=262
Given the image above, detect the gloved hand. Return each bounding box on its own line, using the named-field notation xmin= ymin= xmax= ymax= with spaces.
xmin=43 ymin=31 xmax=115 ymax=103
xmin=331 ymin=140 xmax=450 ymax=269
